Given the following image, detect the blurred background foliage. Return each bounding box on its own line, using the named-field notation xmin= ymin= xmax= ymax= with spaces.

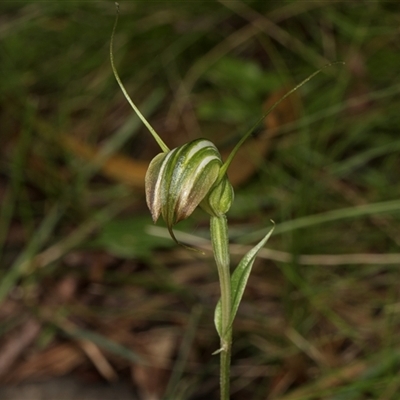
xmin=1 ymin=1 xmax=400 ymax=399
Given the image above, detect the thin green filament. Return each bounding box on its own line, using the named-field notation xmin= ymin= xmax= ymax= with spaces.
xmin=110 ymin=3 xmax=170 ymax=154
xmin=219 ymin=61 xmax=345 ymax=180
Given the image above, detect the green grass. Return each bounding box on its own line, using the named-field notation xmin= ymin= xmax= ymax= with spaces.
xmin=0 ymin=1 xmax=399 ymax=399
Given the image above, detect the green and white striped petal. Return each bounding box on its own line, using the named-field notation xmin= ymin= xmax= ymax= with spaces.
xmin=145 ymin=139 xmax=224 ymax=241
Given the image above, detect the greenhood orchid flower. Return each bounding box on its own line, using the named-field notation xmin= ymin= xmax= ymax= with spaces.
xmin=145 ymin=139 xmax=233 ymax=243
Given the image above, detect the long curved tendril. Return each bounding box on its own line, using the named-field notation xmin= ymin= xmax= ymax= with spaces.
xmin=218 ymin=61 xmax=345 ymax=181
xmin=110 ymin=3 xmax=170 ymax=153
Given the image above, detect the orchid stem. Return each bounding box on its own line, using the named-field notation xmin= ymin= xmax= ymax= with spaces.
xmin=210 ymin=215 xmax=232 ymax=400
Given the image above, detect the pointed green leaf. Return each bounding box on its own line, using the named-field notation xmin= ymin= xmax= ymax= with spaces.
xmin=229 ymin=224 xmax=275 ymax=327
xmin=214 ymin=299 xmax=223 ymax=339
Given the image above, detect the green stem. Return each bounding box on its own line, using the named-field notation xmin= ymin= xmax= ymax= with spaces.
xmin=210 ymin=215 xmax=232 ymax=400
xmin=219 ymin=328 xmax=232 ymax=400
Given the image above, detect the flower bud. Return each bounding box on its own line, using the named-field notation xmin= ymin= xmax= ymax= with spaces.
xmin=146 ymin=139 xmax=231 ymax=241
xmin=200 ymin=176 xmax=234 ymax=218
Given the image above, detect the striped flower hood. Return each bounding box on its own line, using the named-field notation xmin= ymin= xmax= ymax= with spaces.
xmin=145 ymin=138 xmax=234 ymax=242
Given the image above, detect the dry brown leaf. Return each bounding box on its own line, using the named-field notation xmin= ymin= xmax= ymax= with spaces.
xmin=131 ymin=328 xmax=178 ymax=400
xmin=3 ymin=343 xmax=85 ymax=384
xmin=0 ymin=318 xmax=41 ymax=379
xmin=61 ymin=135 xmax=148 ymax=188
xmin=0 ymin=277 xmax=78 ymax=381
xmin=77 ymin=339 xmax=118 ymax=382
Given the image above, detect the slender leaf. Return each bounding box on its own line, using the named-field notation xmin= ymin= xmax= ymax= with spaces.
xmin=229 ymin=224 xmax=275 ymax=327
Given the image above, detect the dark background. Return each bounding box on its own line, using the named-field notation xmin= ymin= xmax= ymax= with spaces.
xmin=1 ymin=1 xmax=400 ymax=399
